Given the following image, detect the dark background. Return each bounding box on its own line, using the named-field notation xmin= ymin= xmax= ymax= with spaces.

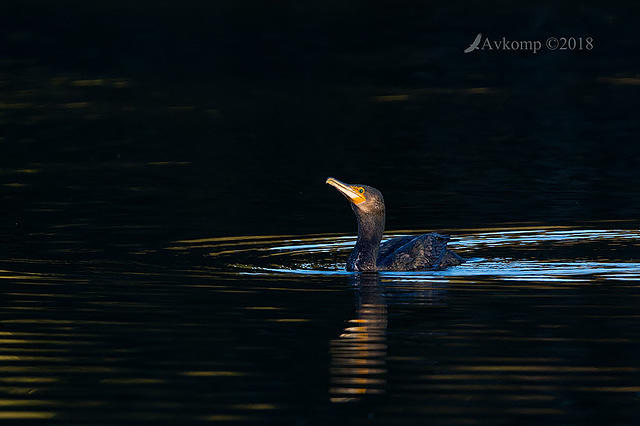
xmin=1 ymin=0 xmax=639 ymax=256
xmin=1 ymin=3 xmax=640 ymax=425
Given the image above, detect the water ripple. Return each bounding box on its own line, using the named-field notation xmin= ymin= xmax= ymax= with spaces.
xmin=168 ymin=226 xmax=640 ymax=282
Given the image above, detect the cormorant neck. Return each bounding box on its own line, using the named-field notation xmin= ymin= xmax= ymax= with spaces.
xmin=347 ymin=209 xmax=385 ymax=272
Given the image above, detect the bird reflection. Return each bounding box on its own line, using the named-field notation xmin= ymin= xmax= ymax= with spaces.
xmin=330 ymin=273 xmax=388 ymax=403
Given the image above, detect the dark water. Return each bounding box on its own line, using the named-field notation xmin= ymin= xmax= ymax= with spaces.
xmin=2 ymin=227 xmax=640 ymax=424
xmin=2 ymin=1 xmax=640 ymax=424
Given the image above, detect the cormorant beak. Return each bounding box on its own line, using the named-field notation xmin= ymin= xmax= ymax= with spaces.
xmin=326 ymin=177 xmax=366 ymax=205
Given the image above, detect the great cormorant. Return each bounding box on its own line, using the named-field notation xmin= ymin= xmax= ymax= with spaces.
xmin=326 ymin=177 xmax=465 ymax=272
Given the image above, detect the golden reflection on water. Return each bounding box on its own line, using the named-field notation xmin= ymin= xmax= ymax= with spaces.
xmin=330 ymin=275 xmax=388 ymax=403
xmin=0 ymin=412 xmax=56 ymax=419
xmin=231 ymin=403 xmax=278 ymax=410
xmin=0 ymin=377 xmax=58 ymax=383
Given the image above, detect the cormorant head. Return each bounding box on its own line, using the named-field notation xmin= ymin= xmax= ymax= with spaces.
xmin=326 ymin=177 xmax=386 ymax=270
xmin=325 ymin=177 xmax=385 ymax=218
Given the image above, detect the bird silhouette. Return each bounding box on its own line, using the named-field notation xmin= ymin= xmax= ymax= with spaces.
xmin=464 ymin=33 xmax=482 ymax=53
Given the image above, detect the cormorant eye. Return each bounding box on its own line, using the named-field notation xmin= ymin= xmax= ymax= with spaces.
xmin=359 ymin=188 xmax=364 ymax=194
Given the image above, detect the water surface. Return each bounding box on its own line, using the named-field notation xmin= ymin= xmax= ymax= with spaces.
xmin=2 ymin=224 xmax=640 ymax=424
